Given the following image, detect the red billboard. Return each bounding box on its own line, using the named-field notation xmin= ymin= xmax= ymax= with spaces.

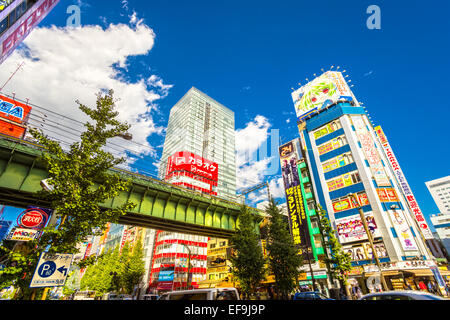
xmin=0 ymin=94 xmax=32 ymax=138
xmin=166 ymin=151 xmax=218 ymax=182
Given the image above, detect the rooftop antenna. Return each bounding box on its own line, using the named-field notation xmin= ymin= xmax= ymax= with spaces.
xmin=0 ymin=61 xmax=25 ymax=92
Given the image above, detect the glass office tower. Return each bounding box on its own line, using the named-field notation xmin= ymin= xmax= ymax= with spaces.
xmin=158 ymin=87 xmax=237 ymax=201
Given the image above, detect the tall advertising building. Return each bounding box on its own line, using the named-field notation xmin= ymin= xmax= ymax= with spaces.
xmin=279 ymin=139 xmax=331 ymax=292
xmin=149 ymin=87 xmax=237 ymax=293
xmin=289 ymin=71 xmax=445 ymax=293
xmin=0 ymin=0 xmax=60 ymax=65
xmin=158 ymin=87 xmax=236 ymax=201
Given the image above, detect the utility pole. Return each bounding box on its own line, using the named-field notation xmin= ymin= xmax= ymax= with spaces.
xmin=0 ymin=62 xmax=25 ymax=92
xmin=348 ymin=193 xmax=389 ymax=292
xmin=241 ymin=181 xmax=271 ymax=205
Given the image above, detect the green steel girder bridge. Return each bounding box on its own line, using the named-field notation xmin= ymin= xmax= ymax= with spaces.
xmin=0 ymin=135 xmax=263 ymax=238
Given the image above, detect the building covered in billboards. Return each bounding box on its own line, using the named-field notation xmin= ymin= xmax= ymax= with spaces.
xmin=289 ymin=70 xmax=446 ymax=295
xmin=165 ymin=151 xmax=218 ymax=196
xmin=148 ymin=153 xmax=218 ymax=293
xmin=279 ymin=138 xmax=332 ymax=293
xmin=0 ymin=0 xmax=60 ymax=65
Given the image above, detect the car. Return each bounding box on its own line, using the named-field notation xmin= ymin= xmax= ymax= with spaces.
xmin=293 ymin=291 xmax=334 ymax=300
xmin=158 ymin=288 xmax=240 ymax=300
xmin=359 ymin=290 xmax=447 ymax=300
xmin=141 ymin=294 xmax=159 ymax=300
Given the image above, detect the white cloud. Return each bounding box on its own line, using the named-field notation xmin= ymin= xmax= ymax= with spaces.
xmin=235 ymin=115 xmax=272 ymax=190
xmin=0 ymin=20 xmax=172 ymax=171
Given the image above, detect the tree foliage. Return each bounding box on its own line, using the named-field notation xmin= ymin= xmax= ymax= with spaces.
xmin=0 ymin=90 xmax=136 ymax=299
xmin=78 ymin=239 xmax=145 ymax=297
xmin=265 ymin=199 xmax=303 ymax=299
xmin=229 ymin=205 xmax=266 ymax=299
xmin=317 ymin=204 xmax=352 ymax=288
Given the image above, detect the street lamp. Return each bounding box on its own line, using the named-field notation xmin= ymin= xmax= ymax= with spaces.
xmin=181 ymin=243 xmax=192 ymax=290
xmin=117 ymin=132 xmax=133 ymax=141
xmin=348 ymin=193 xmax=389 ymax=292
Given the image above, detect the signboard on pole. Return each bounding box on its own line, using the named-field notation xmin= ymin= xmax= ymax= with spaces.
xmin=6 ymin=227 xmax=40 ymax=241
xmin=279 ymin=139 xmax=312 ymax=260
xmin=30 ymin=252 xmax=73 ymax=288
xmin=374 ymin=126 xmax=434 ymax=240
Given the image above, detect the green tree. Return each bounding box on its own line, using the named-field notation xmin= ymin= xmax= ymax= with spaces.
xmin=229 ymin=205 xmax=266 ymax=299
xmin=63 ymin=269 xmax=81 ymax=298
xmin=122 ymin=237 xmax=146 ymax=295
xmin=317 ymin=204 xmax=352 ymax=297
xmin=0 ymin=90 xmax=136 ymax=299
xmin=265 ymin=199 xmax=303 ymax=299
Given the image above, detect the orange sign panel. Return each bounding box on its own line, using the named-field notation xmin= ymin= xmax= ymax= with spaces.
xmin=0 ymin=94 xmax=32 ymax=139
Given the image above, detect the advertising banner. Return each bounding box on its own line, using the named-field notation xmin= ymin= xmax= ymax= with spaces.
xmin=335 ymin=212 xmax=381 ymax=244
xmin=317 ymin=136 xmax=345 ymax=156
xmin=322 ymin=152 xmax=353 ymax=173
xmin=363 ymin=260 xmax=436 ymax=273
xmin=332 ymin=193 xmax=370 ymax=213
xmin=351 ymin=116 xmax=391 ymax=187
xmin=166 ymin=151 xmax=218 ymax=182
xmin=280 ymin=140 xmax=301 ymax=189
xmin=313 ymin=119 xmax=342 ymax=140
xmin=0 ymin=94 xmax=32 ymax=138
xmin=343 ymin=242 xmax=388 ymax=262
xmin=0 ymin=0 xmax=60 ymax=65
xmin=376 ymin=188 xmax=399 ymax=202
xmin=374 ymin=126 xmax=434 ymax=240
xmin=279 ymin=139 xmax=312 ymax=260
xmin=388 ymin=209 xmax=418 ymax=251
xmin=292 ymin=71 xmax=357 ymax=122
xmin=326 ymin=171 xmax=360 ymax=192
xmin=17 ymin=207 xmax=51 ymax=230
xmin=6 ymin=227 xmax=39 ymax=241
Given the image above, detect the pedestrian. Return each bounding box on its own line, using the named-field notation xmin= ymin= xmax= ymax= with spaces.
xmin=418 ymin=281 xmax=427 ymax=291
xmin=339 ymin=286 xmax=348 ymax=300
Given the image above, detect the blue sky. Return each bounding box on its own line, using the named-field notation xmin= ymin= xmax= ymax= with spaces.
xmin=1 ymin=0 xmax=449 ymax=231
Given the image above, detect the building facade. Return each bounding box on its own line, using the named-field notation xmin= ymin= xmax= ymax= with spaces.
xmin=158 ymin=87 xmax=236 ymax=201
xmin=290 ymin=71 xmax=443 ymax=294
xmin=149 ymin=87 xmax=237 ymax=293
xmin=426 ymin=176 xmax=450 ymax=215
xmin=430 ymin=213 xmax=450 ymax=260
xmin=0 ymin=0 xmax=60 ymax=65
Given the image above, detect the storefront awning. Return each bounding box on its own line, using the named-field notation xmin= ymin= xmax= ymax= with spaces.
xmin=401 ymin=269 xmax=434 ymax=277
xmin=438 ymin=270 xmax=450 ymax=276
xmin=364 ymin=270 xmax=400 ymax=277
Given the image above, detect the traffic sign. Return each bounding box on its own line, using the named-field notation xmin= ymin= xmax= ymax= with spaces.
xmin=30 ymin=252 xmax=73 ymax=288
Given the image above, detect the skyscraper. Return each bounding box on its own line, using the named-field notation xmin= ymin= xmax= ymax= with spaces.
xmin=289 ymin=71 xmax=439 ymax=293
xmin=158 ymin=87 xmax=236 ymax=201
xmin=149 ymin=87 xmax=237 ymax=293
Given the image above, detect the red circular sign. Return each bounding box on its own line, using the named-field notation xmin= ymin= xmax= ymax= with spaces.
xmin=19 ymin=209 xmax=45 ymax=229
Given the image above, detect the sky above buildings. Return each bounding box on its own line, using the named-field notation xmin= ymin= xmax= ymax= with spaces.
xmin=1 ymin=0 xmax=449 ymax=230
